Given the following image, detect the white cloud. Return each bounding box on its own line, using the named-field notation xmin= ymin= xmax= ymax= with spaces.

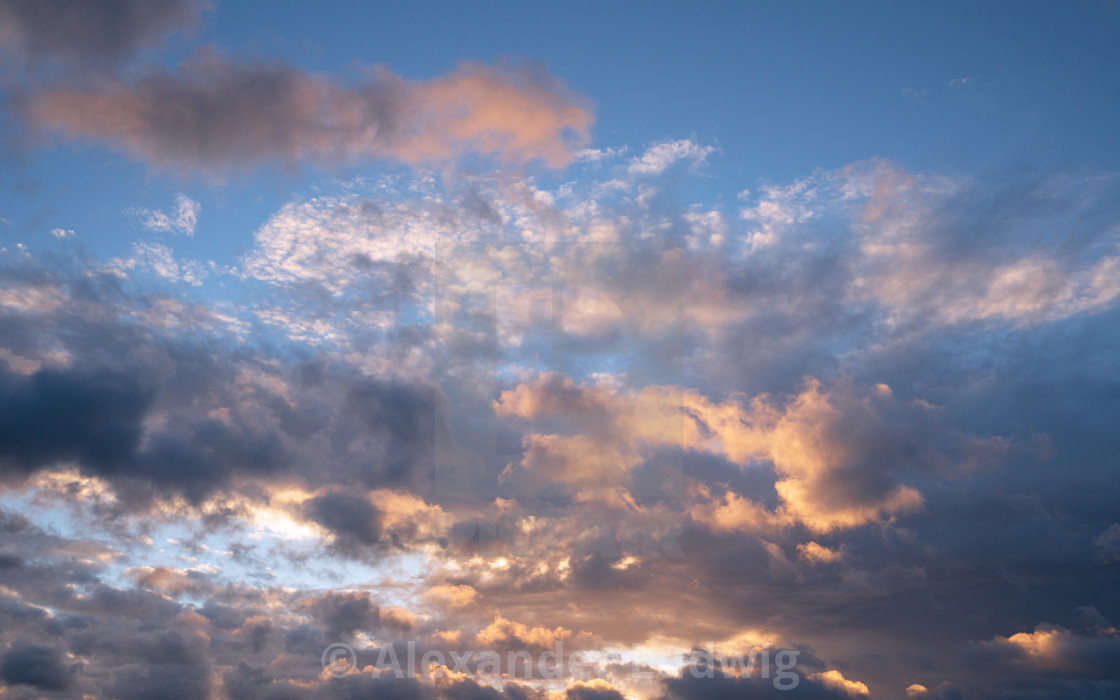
xmin=50 ymin=227 xmax=74 ymax=238
xmin=130 ymin=192 xmax=200 ymax=236
xmin=127 ymin=240 xmax=209 ymax=286
xmin=574 ymin=145 xmax=628 ymax=164
xmin=628 ymin=139 xmax=715 ymax=176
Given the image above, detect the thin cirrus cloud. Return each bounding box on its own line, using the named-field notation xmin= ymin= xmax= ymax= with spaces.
xmin=22 ymin=50 xmax=594 ymax=174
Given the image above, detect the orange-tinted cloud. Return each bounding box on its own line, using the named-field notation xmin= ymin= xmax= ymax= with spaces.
xmin=497 ymin=374 xmax=1008 ymax=531
xmin=24 ymin=52 xmax=593 ymax=174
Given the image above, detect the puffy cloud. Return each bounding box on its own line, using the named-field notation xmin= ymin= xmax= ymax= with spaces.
xmin=424 ymin=584 xmax=479 ymax=610
xmin=303 ymin=491 xmax=384 ymax=554
xmin=658 ymin=660 xmax=868 ymax=699
xmin=496 ymin=374 xmax=1003 ymax=531
xmin=808 ymin=670 xmax=870 ymax=696
xmin=972 ymin=623 xmax=1120 ymax=678
xmin=2 ymin=146 xmax=1119 ymax=700
xmin=0 ymin=366 xmax=154 ymax=477
xmin=0 ymin=642 xmax=77 ymax=691
xmin=474 ymin=614 xmax=588 ymax=653
xmin=303 ymin=590 xmax=413 ymax=642
xmin=24 ymin=53 xmax=593 ymax=174
xmin=0 ymin=263 xmax=446 ymax=509
xmin=566 ymin=678 xmax=627 ymax=700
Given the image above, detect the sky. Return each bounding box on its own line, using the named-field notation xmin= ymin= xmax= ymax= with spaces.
xmin=1 ymin=1 xmax=1120 ymax=699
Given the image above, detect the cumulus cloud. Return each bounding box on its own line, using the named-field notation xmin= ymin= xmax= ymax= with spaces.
xmin=2 ymin=146 xmax=1119 ymax=700
xmin=0 ymin=642 xmax=77 ymax=691
xmin=496 ymin=374 xmax=1005 ymax=531
xmin=474 ymin=614 xmax=587 ymax=652
xmin=971 ymin=622 xmax=1120 ymax=679
xmin=24 ymin=53 xmax=593 ymax=174
xmin=808 ymin=669 xmax=870 ymax=696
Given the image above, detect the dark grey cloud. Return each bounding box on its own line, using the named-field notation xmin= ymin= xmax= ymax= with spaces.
xmin=339 ymin=380 xmax=437 ymax=490
xmin=0 ymin=0 xmax=202 ymax=67
xmin=0 ymin=366 xmax=153 ymax=476
xmin=566 ymin=682 xmax=626 ymax=700
xmin=0 ymin=642 xmax=76 ymax=690
xmin=658 ymin=668 xmax=856 ymax=700
xmin=0 ymin=264 xmax=442 ymax=510
xmin=305 ymin=492 xmax=384 ymax=554
xmin=305 ymin=591 xmax=405 ymax=643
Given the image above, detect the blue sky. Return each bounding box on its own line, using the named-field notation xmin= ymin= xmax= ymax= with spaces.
xmin=8 ymin=1 xmax=1120 ymax=268
xmin=2 ymin=2 xmax=1120 ymax=699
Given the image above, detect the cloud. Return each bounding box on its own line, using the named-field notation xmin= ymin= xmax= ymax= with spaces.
xmin=658 ymin=661 xmax=868 ymax=699
xmin=0 ymin=642 xmax=77 ymax=690
xmin=129 ymin=192 xmax=200 ymax=235
xmin=2 ymin=151 xmax=1120 ymax=700
xmin=0 ymin=263 xmax=447 ymax=509
xmin=0 ymin=366 xmax=153 ymax=477
xmin=304 ymin=590 xmax=413 ymax=642
xmin=0 ymin=0 xmax=202 ymax=68
xmin=628 ymin=139 xmax=715 ymax=176
xmin=808 ymin=670 xmax=870 ymax=696
xmin=122 ymin=240 xmax=209 ymax=285
xmin=796 ymin=542 xmax=845 ymax=565
xmin=1093 ymin=523 xmax=1120 ymax=562
xmin=496 ymin=374 xmax=1004 ymax=531
xmin=303 ymin=491 xmax=384 ymax=554
xmin=566 ymin=679 xmax=627 ymax=700
xmin=474 ymin=614 xmax=592 ymax=653
xmin=424 ymin=584 xmax=478 ymax=610
xmin=23 ymin=53 xmax=593 ymax=174
xmin=971 ymin=622 xmax=1120 ymax=678
xmin=837 ymin=160 xmax=1120 ymax=328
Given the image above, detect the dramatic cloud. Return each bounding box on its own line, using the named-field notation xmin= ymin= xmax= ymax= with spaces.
xmin=2 ymin=107 xmax=1119 ymax=699
xmin=495 ymin=374 xmax=1006 ymax=531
